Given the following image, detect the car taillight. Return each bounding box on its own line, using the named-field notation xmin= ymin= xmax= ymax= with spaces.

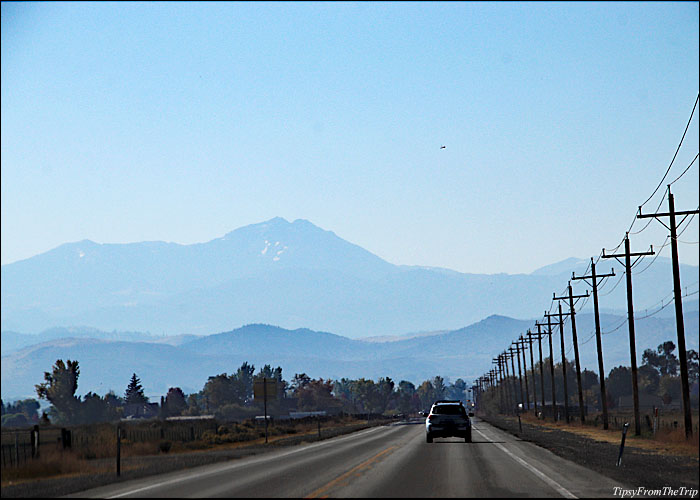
xmin=428 ymin=415 xmax=436 ymax=421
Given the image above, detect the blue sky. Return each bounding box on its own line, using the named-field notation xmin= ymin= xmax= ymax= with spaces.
xmin=2 ymin=1 xmax=698 ymax=274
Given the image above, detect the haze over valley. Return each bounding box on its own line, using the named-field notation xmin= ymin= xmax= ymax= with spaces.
xmin=2 ymin=217 xmax=697 ymax=401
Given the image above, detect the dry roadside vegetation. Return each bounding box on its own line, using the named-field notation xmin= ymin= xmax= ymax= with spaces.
xmin=517 ymin=411 xmax=699 ymax=457
xmin=1 ymin=415 xmax=378 ymax=487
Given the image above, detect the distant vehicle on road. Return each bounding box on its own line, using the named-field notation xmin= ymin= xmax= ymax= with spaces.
xmin=425 ymin=400 xmax=473 ymax=443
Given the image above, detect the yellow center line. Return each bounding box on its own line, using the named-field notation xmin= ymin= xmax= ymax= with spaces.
xmin=304 ymin=445 xmax=397 ymax=499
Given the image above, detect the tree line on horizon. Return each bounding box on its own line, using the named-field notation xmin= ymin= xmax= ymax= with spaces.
xmin=1 ymin=360 xmax=469 ymax=428
xmin=478 ymin=340 xmax=699 ymax=415
xmin=3 ymin=339 xmax=696 ymax=429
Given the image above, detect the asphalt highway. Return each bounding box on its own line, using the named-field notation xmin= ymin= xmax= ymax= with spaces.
xmin=68 ymin=418 xmax=626 ymax=498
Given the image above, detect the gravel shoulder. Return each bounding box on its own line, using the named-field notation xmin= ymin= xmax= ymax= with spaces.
xmin=1 ymin=422 xmax=376 ymax=498
xmin=479 ymin=413 xmax=699 ymax=493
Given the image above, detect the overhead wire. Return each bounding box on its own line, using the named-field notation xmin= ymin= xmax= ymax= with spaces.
xmin=599 ymin=271 xmax=625 ymax=296
xmin=668 ymin=153 xmax=699 ymax=187
xmin=609 ymin=93 xmax=699 ymax=244
xmin=488 ymin=96 xmax=699 ymax=376
xmin=638 ymin=93 xmax=698 ymax=209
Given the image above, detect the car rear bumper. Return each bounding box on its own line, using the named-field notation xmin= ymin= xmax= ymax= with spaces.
xmin=426 ymin=425 xmax=470 ymax=437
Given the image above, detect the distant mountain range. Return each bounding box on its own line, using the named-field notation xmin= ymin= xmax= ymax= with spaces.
xmin=2 ymin=312 xmax=697 ymax=401
xmin=2 ymin=217 xmax=697 ymax=338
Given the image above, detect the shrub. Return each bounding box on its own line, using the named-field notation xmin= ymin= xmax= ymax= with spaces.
xmin=159 ymin=440 xmax=172 ymax=453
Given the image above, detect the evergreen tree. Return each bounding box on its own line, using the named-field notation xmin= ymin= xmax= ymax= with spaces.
xmin=124 ymin=373 xmax=148 ymax=405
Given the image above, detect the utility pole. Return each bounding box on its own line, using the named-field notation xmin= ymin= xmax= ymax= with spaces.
xmin=536 ymin=318 xmax=556 ymax=419
xmin=504 ymin=351 xmax=514 ymax=413
xmin=554 ymin=284 xmax=589 ymax=424
xmin=495 ymin=357 xmax=505 ymax=414
xmin=638 ymin=187 xmax=698 ymax=439
xmin=500 ymin=353 xmax=510 ymax=414
xmin=573 ymin=259 xmax=615 ymax=430
xmin=535 ymin=322 xmax=546 ymax=413
xmin=602 ymin=234 xmax=654 ymax=436
xmin=544 ymin=315 xmax=557 ymax=419
xmin=526 ymin=329 xmax=538 ymax=415
xmin=510 ymin=345 xmax=524 ymax=411
xmin=546 ymin=306 xmax=572 ymax=423
xmin=508 ymin=349 xmax=519 ymax=412
xmin=517 ymin=335 xmax=531 ymax=411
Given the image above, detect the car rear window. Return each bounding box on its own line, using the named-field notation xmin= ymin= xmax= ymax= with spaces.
xmin=432 ymin=405 xmax=466 ymax=415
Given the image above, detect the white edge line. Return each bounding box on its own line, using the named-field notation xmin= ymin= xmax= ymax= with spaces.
xmin=473 ymin=427 xmax=577 ymax=499
xmin=106 ymin=425 xmax=385 ymax=498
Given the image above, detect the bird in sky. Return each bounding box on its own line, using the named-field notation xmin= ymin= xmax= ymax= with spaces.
xmin=440 ymin=145 xmax=446 ymax=149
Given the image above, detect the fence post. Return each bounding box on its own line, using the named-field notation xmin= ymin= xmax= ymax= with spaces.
xmin=617 ymin=423 xmax=630 ymax=466
xmin=31 ymin=425 xmax=38 ymax=458
xmin=15 ymin=433 xmax=19 ymax=467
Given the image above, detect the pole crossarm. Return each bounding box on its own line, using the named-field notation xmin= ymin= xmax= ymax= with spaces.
xmin=603 ymin=239 xmax=655 ymax=269
xmin=553 ymin=291 xmax=589 ymax=301
xmin=534 ymin=321 xmax=552 ymax=333
xmin=572 ymin=269 xmax=615 ymax=281
xmin=637 ymin=209 xmax=699 ymax=218
xmin=544 ymin=311 xmax=572 ymax=318
xmin=602 ymin=247 xmax=654 ymax=259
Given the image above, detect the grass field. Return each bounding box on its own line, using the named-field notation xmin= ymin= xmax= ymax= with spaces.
xmin=1 ymin=415 xmax=378 ymax=485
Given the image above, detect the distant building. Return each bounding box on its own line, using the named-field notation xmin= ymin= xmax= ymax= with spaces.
xmin=123 ymin=402 xmax=159 ymax=419
xmin=166 ymin=415 xmax=215 ymax=421
xmin=616 ymin=394 xmax=681 ymax=410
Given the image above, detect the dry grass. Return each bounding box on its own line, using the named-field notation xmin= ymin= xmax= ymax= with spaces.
xmin=0 ymin=416 xmax=373 ymax=486
xmin=0 ymin=448 xmax=112 ymax=483
xmin=517 ymin=412 xmax=700 ymax=458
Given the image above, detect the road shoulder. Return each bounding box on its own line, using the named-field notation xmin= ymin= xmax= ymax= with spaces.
xmin=478 ymin=414 xmax=699 ymax=495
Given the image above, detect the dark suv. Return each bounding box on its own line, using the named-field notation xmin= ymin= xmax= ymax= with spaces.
xmin=425 ymin=400 xmax=473 ymax=443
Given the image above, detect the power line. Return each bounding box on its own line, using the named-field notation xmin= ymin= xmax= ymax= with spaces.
xmin=669 ymin=153 xmax=699 ymax=187
xmin=602 ymin=317 xmax=628 ymax=335
xmin=633 ymin=236 xmax=670 ymax=275
xmin=629 ymin=191 xmax=667 ymax=236
xmin=639 ymin=93 xmax=698 ymax=209
xmin=600 ymin=271 xmax=626 ymax=296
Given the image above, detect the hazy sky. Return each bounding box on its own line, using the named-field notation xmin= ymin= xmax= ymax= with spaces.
xmin=2 ymin=2 xmax=698 ymax=274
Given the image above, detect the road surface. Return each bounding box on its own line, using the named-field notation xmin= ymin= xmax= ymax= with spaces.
xmin=68 ymin=417 xmax=625 ymax=498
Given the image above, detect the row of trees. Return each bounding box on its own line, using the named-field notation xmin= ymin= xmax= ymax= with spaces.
xmin=175 ymin=366 xmax=469 ymax=420
xmin=479 ymin=340 xmax=699 ymax=414
xmin=6 ymin=339 xmax=694 ymax=428
xmin=5 ymin=358 xmax=471 ymax=427
xmin=1 ymin=398 xmax=41 ymax=427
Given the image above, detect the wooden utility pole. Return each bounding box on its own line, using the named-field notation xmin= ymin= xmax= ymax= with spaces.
xmin=500 ymin=354 xmax=510 ymax=413
xmin=510 ymin=345 xmax=524 ymax=410
xmin=602 ymin=234 xmax=654 ymax=436
xmin=573 ymin=259 xmax=615 ymax=429
xmin=535 ymin=322 xmax=547 ymax=413
xmin=554 ymin=284 xmax=589 ymax=424
xmin=504 ymin=351 xmax=515 ymax=413
xmin=638 ymin=187 xmax=698 ymax=439
xmin=526 ymin=329 xmax=538 ymax=415
xmin=544 ymin=315 xmax=557 ymax=419
xmin=516 ymin=335 xmax=531 ymax=411
xmin=546 ymin=306 xmax=572 ymax=423
xmin=494 ymin=357 xmax=505 ymax=413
